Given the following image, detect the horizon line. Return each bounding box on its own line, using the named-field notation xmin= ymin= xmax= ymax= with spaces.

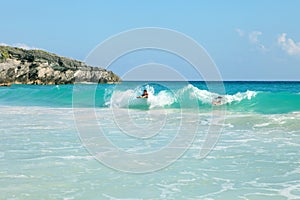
xmin=121 ymin=80 xmax=300 ymax=82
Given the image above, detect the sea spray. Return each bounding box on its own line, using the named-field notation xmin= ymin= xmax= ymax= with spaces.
xmin=0 ymin=82 xmax=300 ymax=114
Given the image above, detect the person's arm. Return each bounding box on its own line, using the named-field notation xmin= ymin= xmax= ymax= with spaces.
xmin=137 ymin=95 xmax=147 ymax=98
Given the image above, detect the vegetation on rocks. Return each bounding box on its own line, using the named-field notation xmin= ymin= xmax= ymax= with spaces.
xmin=0 ymin=46 xmax=121 ymax=85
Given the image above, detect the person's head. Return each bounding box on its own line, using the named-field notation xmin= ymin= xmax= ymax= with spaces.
xmin=143 ymin=89 xmax=147 ymax=94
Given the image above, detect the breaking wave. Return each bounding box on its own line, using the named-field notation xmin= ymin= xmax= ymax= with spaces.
xmin=0 ymin=83 xmax=300 ymax=114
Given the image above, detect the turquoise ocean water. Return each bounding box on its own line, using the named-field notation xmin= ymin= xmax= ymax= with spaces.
xmin=0 ymin=82 xmax=300 ymax=199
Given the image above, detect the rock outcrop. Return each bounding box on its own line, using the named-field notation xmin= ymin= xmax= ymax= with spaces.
xmin=0 ymin=46 xmax=121 ymax=85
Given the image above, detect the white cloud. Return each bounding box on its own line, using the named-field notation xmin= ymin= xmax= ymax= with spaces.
xmin=0 ymin=43 xmax=9 ymax=46
xmin=249 ymin=31 xmax=262 ymax=44
xmin=235 ymin=28 xmax=245 ymax=37
xmin=0 ymin=42 xmax=40 ymax=50
xmin=278 ymin=33 xmax=300 ymax=56
xmin=236 ymin=29 xmax=267 ymax=52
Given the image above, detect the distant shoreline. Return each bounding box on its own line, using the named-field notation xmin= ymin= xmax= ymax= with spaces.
xmin=1 ymin=80 xmax=300 ymax=87
xmin=98 ymin=80 xmax=300 ymax=83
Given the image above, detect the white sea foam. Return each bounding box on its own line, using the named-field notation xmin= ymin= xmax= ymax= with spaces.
xmin=178 ymin=84 xmax=258 ymax=105
xmin=22 ymin=155 xmax=94 ymax=161
xmin=107 ymin=84 xmax=258 ymax=109
xmin=279 ymin=183 xmax=300 ymax=200
xmin=254 ymin=122 xmax=271 ymax=127
xmin=3 ymin=174 xmax=32 ymax=179
xmin=1 ymin=95 xmax=300 ymax=199
xmin=224 ymin=90 xmax=257 ymax=104
xmin=108 ymin=89 xmax=137 ymax=108
xmin=148 ymin=90 xmax=175 ymax=109
xmin=177 ymin=84 xmax=216 ymax=104
xmin=108 ymin=85 xmax=176 ymax=109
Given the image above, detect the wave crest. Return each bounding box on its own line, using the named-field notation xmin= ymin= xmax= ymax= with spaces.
xmin=107 ymin=84 xmax=258 ymax=109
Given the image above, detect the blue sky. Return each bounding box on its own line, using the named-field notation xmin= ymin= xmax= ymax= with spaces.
xmin=1 ymin=0 xmax=300 ymax=80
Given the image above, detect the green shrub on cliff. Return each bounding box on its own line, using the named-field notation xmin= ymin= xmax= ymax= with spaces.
xmin=0 ymin=50 xmax=10 ymax=61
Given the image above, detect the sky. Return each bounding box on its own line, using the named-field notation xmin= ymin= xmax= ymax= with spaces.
xmin=1 ymin=0 xmax=300 ymax=80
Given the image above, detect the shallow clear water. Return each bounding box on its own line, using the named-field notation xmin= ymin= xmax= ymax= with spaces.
xmin=0 ymin=82 xmax=300 ymax=199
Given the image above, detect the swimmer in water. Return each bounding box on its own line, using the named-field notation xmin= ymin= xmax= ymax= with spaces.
xmin=212 ymin=96 xmax=222 ymax=105
xmin=137 ymin=89 xmax=148 ymax=98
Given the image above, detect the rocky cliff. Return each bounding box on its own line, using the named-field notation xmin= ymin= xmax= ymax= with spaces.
xmin=0 ymin=46 xmax=121 ymax=86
